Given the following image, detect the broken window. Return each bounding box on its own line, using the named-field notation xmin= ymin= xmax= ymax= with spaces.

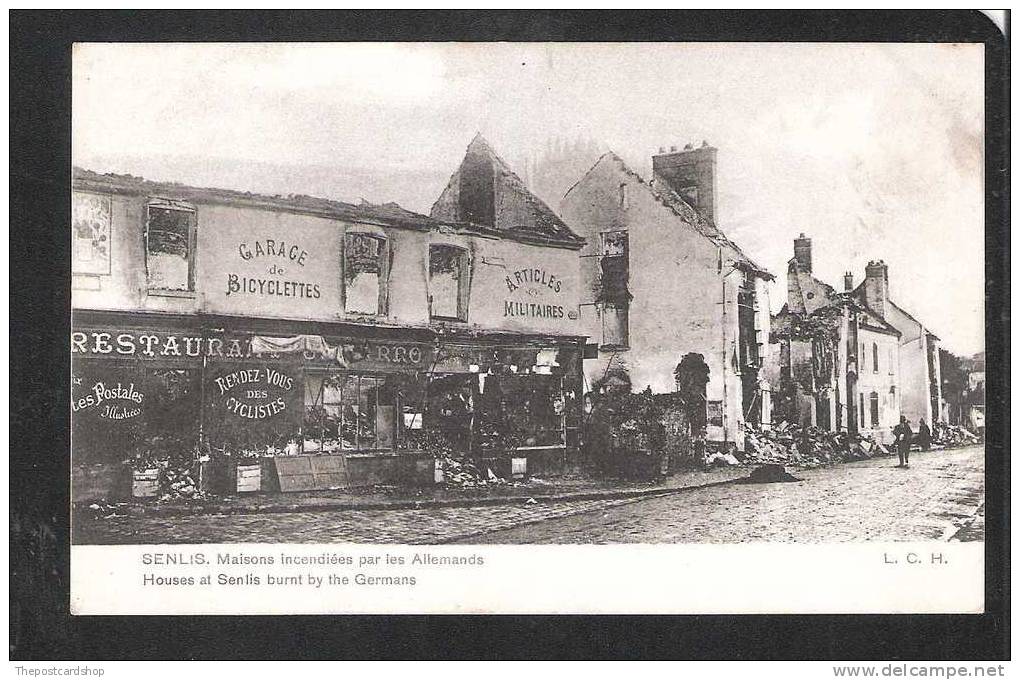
xmin=869 ymin=391 xmax=879 ymax=428
xmin=344 ymin=232 xmax=387 ymax=315
xmin=597 ymin=231 xmax=630 ymax=348
xmin=146 ymin=204 xmax=195 ymax=291
xmin=429 ymin=244 xmax=469 ymax=320
xmin=303 ymin=371 xmax=412 ymax=452
xmin=601 ymin=304 xmax=629 ymax=349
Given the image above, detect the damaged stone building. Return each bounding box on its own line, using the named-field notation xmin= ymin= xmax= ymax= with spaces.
xmin=559 ymin=143 xmax=774 ymax=452
xmin=70 ymin=135 xmax=587 ymax=500
xmin=770 ymin=235 xmax=943 ymax=444
xmin=770 ymin=235 xmax=902 ymax=444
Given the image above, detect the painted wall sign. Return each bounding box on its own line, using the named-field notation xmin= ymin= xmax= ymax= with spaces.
xmin=72 ymin=329 xmax=252 ymax=360
xmin=199 ymin=207 xmax=341 ymax=319
xmin=226 ymin=239 xmax=321 ymax=300
xmin=502 ymin=267 xmax=568 ymax=320
xmin=71 ymin=375 xmax=144 ymax=420
xmin=213 ymin=366 xmax=295 ymax=420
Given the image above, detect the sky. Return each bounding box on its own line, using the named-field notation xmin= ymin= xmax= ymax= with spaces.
xmin=72 ymin=42 xmax=985 ymax=355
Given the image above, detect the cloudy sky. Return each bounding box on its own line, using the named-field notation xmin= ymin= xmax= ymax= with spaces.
xmin=73 ymin=42 xmax=985 ymax=355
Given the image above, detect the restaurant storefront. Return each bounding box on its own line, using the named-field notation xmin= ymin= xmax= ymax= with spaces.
xmin=72 ymin=310 xmax=584 ymax=500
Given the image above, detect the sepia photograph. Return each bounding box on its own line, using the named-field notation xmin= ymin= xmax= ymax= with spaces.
xmin=68 ymin=41 xmax=986 ymax=548
xmin=10 ymin=8 xmax=1007 ymax=662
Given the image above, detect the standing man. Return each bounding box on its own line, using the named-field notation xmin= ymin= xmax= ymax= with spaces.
xmin=892 ymin=416 xmax=913 ymax=467
xmin=917 ymin=418 xmax=932 ymax=451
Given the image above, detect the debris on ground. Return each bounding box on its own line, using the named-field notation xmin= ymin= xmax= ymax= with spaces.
xmin=436 ymin=457 xmax=508 ymax=488
xmin=157 ymin=467 xmax=207 ymax=502
xmin=85 ymin=501 xmax=130 ymax=519
xmin=705 ymin=451 xmax=741 ymax=467
xmin=741 ymin=463 xmax=803 ymax=484
xmin=742 ymin=423 xmax=883 ymax=468
xmin=933 ymin=425 xmax=981 ymax=447
xmin=742 ymin=420 xmax=978 ymax=469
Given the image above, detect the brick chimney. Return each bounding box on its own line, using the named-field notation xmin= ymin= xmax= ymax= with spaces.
xmin=844 ymin=271 xmax=854 ymax=291
xmin=652 ymin=142 xmax=717 ymax=222
xmin=863 ymin=260 xmax=889 ymax=318
xmin=793 ymin=233 xmax=812 ymax=273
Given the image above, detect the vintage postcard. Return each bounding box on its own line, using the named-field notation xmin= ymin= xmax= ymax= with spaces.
xmin=63 ymin=41 xmax=987 ymax=616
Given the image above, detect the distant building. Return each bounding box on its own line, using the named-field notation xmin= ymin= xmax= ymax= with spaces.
xmin=850 ymin=260 xmax=943 ymax=429
xmin=560 ymin=143 xmax=773 ymax=451
xmin=960 ymin=352 xmax=985 ymax=435
xmin=526 ymin=136 xmax=603 ymax=210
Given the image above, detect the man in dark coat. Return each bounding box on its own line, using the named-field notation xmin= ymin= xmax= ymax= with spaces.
xmin=917 ymin=419 xmax=932 ymax=451
xmin=892 ymin=416 xmax=913 ymax=467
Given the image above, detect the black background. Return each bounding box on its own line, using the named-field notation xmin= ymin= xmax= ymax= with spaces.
xmin=10 ymin=10 xmax=1008 ymax=660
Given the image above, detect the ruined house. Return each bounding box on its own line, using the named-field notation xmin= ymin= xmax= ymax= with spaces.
xmin=559 ymin=143 xmax=774 ymax=452
xmin=770 ymin=235 xmax=902 ymax=444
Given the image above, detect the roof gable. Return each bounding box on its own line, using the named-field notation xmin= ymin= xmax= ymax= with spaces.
xmin=430 ymin=134 xmax=584 ymax=247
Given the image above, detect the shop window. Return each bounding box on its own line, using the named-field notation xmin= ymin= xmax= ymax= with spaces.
xmin=146 ymin=204 xmax=195 ymax=292
xmin=872 ymin=342 xmax=879 ymax=373
xmin=869 ymin=391 xmax=879 ymax=428
xmin=470 ymin=374 xmax=566 ymax=457
xmin=344 ymin=232 xmax=388 ymax=315
xmin=429 ymin=244 xmax=469 ymax=321
xmin=304 ymin=372 xmax=417 ymax=453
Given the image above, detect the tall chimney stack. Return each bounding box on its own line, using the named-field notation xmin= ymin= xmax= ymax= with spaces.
xmin=863 ymin=260 xmax=889 ymax=318
xmin=793 ymin=233 xmax=812 ymax=273
xmin=652 ymin=142 xmax=718 ymax=222
xmin=844 ymin=271 xmax=854 ymax=291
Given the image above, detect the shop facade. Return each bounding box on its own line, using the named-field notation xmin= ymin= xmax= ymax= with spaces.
xmin=71 ymin=169 xmax=586 ymax=500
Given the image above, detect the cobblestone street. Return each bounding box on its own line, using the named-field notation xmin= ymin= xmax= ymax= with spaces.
xmin=465 ymin=445 xmax=986 ymax=544
xmin=73 ymin=446 xmax=984 ymax=545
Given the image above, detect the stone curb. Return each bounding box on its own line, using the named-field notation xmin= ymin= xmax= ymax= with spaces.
xmin=115 ymin=474 xmax=747 ymax=518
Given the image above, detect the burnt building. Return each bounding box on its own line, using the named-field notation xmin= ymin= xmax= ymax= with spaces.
xmin=770 ymin=236 xmax=902 ymax=443
xmin=559 ymin=143 xmax=774 ymax=452
xmin=71 ymin=147 xmax=586 ymax=500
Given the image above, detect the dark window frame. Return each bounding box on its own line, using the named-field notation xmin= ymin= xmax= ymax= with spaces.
xmin=341 ymin=231 xmax=391 ymax=317
xmin=428 ymin=243 xmax=471 ymax=322
xmin=144 ymin=201 xmax=197 ymax=295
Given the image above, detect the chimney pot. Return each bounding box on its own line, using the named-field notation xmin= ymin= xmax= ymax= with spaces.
xmin=683 ymin=143 xmax=693 ymax=151
xmin=659 ymin=146 xmax=665 ymax=154
xmin=702 ymin=140 xmax=709 ymax=147
xmin=670 ymin=145 xmax=677 ymax=152
xmin=793 ymin=234 xmax=813 ymax=274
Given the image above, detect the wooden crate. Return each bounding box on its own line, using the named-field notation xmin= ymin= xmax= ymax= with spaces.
xmin=131 ymin=469 xmax=160 ymax=498
xmin=236 ymin=463 xmax=262 ymax=493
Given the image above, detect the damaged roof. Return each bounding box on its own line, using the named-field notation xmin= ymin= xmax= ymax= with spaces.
xmin=72 ymin=165 xmax=583 ymax=250
xmin=578 ymin=151 xmax=772 ymax=278
xmin=430 ymin=134 xmax=585 ymax=249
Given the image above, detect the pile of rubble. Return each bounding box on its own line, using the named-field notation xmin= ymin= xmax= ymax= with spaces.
xmin=741 ymin=423 xmax=889 ymax=468
xmin=435 ymin=457 xmax=509 ymax=488
xmin=156 ymin=467 xmax=207 ymax=502
xmin=933 ymin=424 xmax=981 ymax=448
